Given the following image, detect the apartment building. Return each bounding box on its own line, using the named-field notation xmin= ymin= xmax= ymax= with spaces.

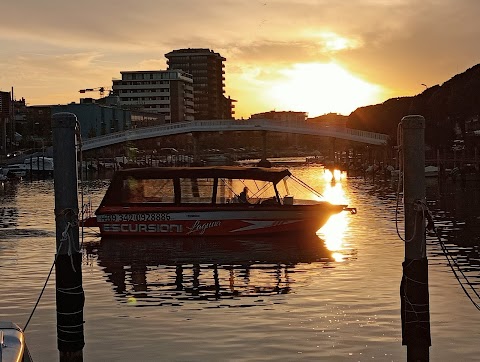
xmin=165 ymin=48 xmax=234 ymax=120
xmin=112 ymin=69 xmax=194 ymax=123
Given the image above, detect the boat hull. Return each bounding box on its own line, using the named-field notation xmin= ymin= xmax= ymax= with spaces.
xmin=85 ymin=204 xmax=344 ymax=237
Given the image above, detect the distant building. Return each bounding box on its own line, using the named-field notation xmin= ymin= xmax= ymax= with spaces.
xmin=0 ymin=91 xmax=11 ymax=153
xmin=24 ymin=105 xmax=51 ymax=149
xmin=165 ymin=48 xmax=234 ymax=120
xmin=53 ymin=101 xmax=129 ymax=139
xmin=308 ymin=113 xmax=347 ymax=128
xmin=250 ymin=111 xmax=307 ymax=122
xmin=112 ymin=69 xmax=194 ymax=123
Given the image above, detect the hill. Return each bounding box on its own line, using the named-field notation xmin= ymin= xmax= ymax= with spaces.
xmin=347 ymin=64 xmax=480 ymax=149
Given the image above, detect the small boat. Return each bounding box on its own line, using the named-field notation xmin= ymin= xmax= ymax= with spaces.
xmin=0 ymin=321 xmax=33 ymax=361
xmin=83 ymin=166 xmax=356 ymax=237
xmin=0 ymin=163 xmax=28 ymax=178
xmin=425 ymin=165 xmax=439 ymax=177
xmin=23 ymin=156 xmax=54 ymax=174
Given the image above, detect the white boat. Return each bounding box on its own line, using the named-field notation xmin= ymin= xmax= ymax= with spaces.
xmin=425 ymin=165 xmax=439 ymax=177
xmin=0 ymin=163 xmax=28 ymax=177
xmin=0 ymin=321 xmax=33 ymax=361
xmin=389 ymin=166 xmax=440 ymax=180
xmin=23 ymin=156 xmax=54 ymax=173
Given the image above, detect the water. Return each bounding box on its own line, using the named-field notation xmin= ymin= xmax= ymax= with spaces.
xmin=1 ymin=166 xmax=479 ymax=361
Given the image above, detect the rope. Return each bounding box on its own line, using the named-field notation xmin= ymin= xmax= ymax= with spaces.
xmin=75 ymin=120 xmax=86 ymax=250
xmin=423 ymin=204 xmax=480 ymax=311
xmin=290 ymin=174 xmax=323 ymax=198
xmin=23 ymin=241 xmax=62 ymax=331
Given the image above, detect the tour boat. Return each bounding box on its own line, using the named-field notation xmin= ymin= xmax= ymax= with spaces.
xmin=83 ymin=166 xmax=356 ymax=237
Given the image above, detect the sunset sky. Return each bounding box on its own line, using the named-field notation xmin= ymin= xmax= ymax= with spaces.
xmin=1 ymin=0 xmax=479 ymax=118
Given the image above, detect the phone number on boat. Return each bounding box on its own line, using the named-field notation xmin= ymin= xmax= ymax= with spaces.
xmin=97 ymin=213 xmax=171 ymax=222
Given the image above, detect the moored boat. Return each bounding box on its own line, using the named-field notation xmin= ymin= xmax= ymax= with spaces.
xmin=0 ymin=321 xmax=33 ymax=361
xmin=83 ymin=166 xmax=356 ymax=237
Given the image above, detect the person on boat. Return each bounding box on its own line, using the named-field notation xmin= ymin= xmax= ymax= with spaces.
xmin=238 ymin=187 xmax=249 ymax=203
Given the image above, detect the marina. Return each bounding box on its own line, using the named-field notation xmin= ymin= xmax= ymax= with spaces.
xmin=1 ymin=164 xmax=479 ymax=360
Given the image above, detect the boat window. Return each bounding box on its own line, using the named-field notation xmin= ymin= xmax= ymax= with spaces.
xmin=217 ymin=178 xmax=280 ymax=204
xmin=180 ymin=177 xmax=214 ymax=203
xmin=122 ymin=177 xmax=175 ymax=203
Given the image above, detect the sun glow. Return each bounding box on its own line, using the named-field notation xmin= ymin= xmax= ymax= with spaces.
xmin=317 ymin=175 xmax=350 ymax=260
xmin=267 ymin=62 xmax=381 ymax=117
xmin=305 ymin=31 xmax=362 ymax=53
xmin=323 ymin=169 xmax=346 ymax=183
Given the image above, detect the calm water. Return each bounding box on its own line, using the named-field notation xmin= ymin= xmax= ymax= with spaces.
xmin=1 ymin=165 xmax=479 ymax=361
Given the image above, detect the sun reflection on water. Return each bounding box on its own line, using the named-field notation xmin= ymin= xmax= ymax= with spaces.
xmin=317 ymin=169 xmax=350 ymax=260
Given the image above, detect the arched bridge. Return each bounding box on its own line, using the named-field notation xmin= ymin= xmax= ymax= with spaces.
xmin=81 ymin=119 xmax=389 ymax=151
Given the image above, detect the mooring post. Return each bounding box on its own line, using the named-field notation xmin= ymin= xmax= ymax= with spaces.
xmin=401 ymin=115 xmax=431 ymax=361
xmin=261 ymin=130 xmax=268 ymax=161
xmin=257 ymin=130 xmax=271 ymax=167
xmin=52 ymin=112 xmax=85 ymax=362
xmin=192 ymin=133 xmax=200 ymax=165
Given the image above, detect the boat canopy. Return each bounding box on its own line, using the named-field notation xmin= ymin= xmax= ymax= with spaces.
xmin=98 ymin=166 xmax=292 ymax=207
xmin=111 ymin=166 xmax=291 ymax=183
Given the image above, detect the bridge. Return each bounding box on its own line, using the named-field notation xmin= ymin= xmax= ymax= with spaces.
xmin=82 ymin=119 xmax=389 ymax=151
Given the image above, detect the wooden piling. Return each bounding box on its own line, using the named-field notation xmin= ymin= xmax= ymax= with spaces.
xmin=52 ymin=112 xmax=84 ymax=362
xmin=257 ymin=131 xmax=271 ymax=167
xmin=400 ymin=115 xmax=431 ymax=361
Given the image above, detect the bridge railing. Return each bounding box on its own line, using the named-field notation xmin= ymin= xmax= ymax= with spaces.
xmin=82 ymin=119 xmax=389 ymax=150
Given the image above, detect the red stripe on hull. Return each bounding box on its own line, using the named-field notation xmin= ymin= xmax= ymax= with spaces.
xmin=97 ymin=216 xmax=332 ymax=237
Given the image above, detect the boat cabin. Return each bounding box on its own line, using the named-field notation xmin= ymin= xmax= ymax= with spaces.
xmin=99 ymin=166 xmax=301 ymax=208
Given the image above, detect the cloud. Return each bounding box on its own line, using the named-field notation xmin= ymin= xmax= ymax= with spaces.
xmin=1 ymin=0 xmax=480 ymax=116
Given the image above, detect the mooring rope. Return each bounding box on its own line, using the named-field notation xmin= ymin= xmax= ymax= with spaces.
xmin=421 ymin=201 xmax=480 ymax=311
xmin=23 ymin=240 xmax=62 ymax=331
xmin=75 ymin=120 xmax=86 ymax=249
xmin=290 ymin=174 xmax=323 ymax=198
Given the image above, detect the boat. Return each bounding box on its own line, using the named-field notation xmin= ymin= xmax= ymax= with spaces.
xmin=0 ymin=163 xmax=28 ymax=178
xmin=23 ymin=156 xmax=54 ymax=174
xmin=0 ymin=156 xmax=54 ymax=178
xmin=0 ymin=321 xmax=33 ymax=361
xmin=83 ymin=166 xmax=356 ymax=237
xmin=425 ymin=165 xmax=439 ymax=177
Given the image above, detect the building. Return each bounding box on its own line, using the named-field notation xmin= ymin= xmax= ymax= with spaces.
xmin=0 ymin=91 xmax=11 ymax=154
xmin=53 ymin=101 xmax=126 ymax=140
xmin=112 ymin=69 xmax=194 ymax=123
xmin=24 ymin=105 xmax=51 ymax=150
xmin=250 ymin=111 xmax=307 ymax=122
xmin=165 ymin=48 xmax=234 ymax=120
xmin=308 ymin=113 xmax=347 ymax=128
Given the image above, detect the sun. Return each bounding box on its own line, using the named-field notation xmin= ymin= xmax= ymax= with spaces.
xmin=267 ymin=62 xmax=381 ymax=117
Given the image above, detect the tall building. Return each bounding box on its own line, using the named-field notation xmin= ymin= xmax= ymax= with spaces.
xmin=165 ymin=48 xmax=234 ymax=120
xmin=112 ymin=69 xmax=194 ymax=123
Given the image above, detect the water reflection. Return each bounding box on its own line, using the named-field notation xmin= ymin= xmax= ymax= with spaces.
xmin=317 ymin=172 xmax=350 ymax=261
xmin=84 ymin=234 xmax=347 ymax=307
xmin=0 ymin=180 xmax=19 ymax=201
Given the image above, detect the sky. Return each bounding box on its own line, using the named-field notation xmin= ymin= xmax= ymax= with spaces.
xmin=1 ymin=0 xmax=479 ymax=119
